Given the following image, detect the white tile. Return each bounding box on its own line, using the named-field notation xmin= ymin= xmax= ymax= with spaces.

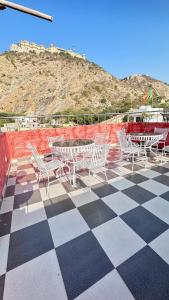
xmin=164 ymin=162 xmax=169 ymax=169
xmin=143 ymin=161 xmax=155 ymax=168
xmin=17 ymin=161 xmax=32 ymax=166
xmin=0 ymin=235 xmax=10 ymax=276
xmin=110 ymin=178 xmax=134 ymax=190
xmin=70 ymin=190 xmax=99 ymax=207
xmin=143 ymin=197 xmax=169 ymax=225
xmin=15 ymin=182 xmax=38 ymax=195
xmin=11 ymin=202 xmax=46 ymax=232
xmin=6 ymin=177 xmax=16 ymax=187
xmin=93 ymin=217 xmax=146 ymax=267
xmin=49 ymin=208 xmax=89 ymax=247
xmin=0 ymin=196 xmax=14 ymax=214
xmin=4 ymin=250 xmax=67 ymax=300
xmin=114 ymin=160 xmax=129 ymax=167
xmin=150 ymin=229 xmax=169 ymax=265
xmin=139 ymin=180 xmax=168 ymax=195
xmin=40 ymin=183 xmax=66 ymax=201
xmin=108 ymin=176 xmax=123 ymax=184
xmin=102 ymin=192 xmax=138 ymax=215
xmin=137 ymin=169 xmax=159 ymax=179
xmin=82 ymin=175 xmax=103 ymax=186
xmin=75 ymin=270 xmax=134 ymax=300
xmin=113 ymin=167 xmax=131 ymax=176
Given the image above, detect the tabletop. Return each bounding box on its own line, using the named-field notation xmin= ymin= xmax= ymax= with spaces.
xmin=53 ymin=139 xmax=94 ymax=148
xmin=128 ymin=132 xmax=163 ymax=141
xmin=129 ymin=132 xmax=161 ymax=137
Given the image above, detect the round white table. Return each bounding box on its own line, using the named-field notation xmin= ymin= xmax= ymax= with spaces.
xmin=128 ymin=132 xmax=163 ymax=142
xmin=53 ymin=139 xmax=95 ymax=186
xmin=128 ymin=132 xmax=164 ymax=155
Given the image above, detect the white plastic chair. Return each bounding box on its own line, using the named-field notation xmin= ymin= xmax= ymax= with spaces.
xmin=117 ymin=130 xmax=147 ymax=171
xmin=94 ymin=132 xmax=109 ymax=145
xmin=27 ymin=143 xmax=70 ymax=192
xmin=75 ymin=144 xmax=110 ymax=188
xmin=48 ymin=135 xmax=64 ymax=158
xmin=154 ymin=127 xmax=169 ymax=154
xmin=143 ymin=135 xmax=162 ymax=155
xmin=48 ymin=135 xmax=72 ymax=161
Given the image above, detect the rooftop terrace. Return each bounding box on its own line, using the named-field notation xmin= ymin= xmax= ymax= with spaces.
xmin=1 ymin=122 xmax=169 ymax=300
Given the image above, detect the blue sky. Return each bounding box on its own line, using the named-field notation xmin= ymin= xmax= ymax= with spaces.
xmin=1 ymin=0 xmax=169 ymax=82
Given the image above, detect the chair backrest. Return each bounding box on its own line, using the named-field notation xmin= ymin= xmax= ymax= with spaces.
xmin=117 ymin=130 xmax=131 ymax=151
xmin=27 ymin=143 xmax=46 ymax=171
xmin=154 ymin=127 xmax=169 ymax=141
xmin=48 ymin=135 xmax=64 ymax=147
xmin=94 ymin=132 xmax=109 ymax=145
xmin=92 ymin=144 xmax=110 ymax=167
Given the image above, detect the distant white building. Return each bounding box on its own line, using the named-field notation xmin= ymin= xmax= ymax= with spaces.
xmin=129 ymin=105 xmax=163 ymax=122
xmin=15 ymin=116 xmax=39 ymax=129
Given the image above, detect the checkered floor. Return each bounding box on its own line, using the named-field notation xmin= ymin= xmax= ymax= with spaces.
xmin=1 ymin=150 xmax=169 ymax=300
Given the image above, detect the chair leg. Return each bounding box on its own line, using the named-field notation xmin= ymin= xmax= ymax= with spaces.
xmin=132 ymin=153 xmax=134 ymax=173
xmin=163 ymin=142 xmax=166 ymax=156
xmin=66 ymin=165 xmax=71 ymax=184
xmin=46 ymin=173 xmax=50 ymax=198
xmin=37 ymin=171 xmax=40 ymax=183
xmin=104 ymin=170 xmax=108 ymax=183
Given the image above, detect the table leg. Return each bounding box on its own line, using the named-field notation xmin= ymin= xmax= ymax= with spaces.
xmin=72 ymin=162 xmax=76 ymax=187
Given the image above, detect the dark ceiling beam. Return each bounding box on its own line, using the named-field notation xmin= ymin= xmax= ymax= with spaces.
xmin=0 ymin=0 xmax=53 ymax=21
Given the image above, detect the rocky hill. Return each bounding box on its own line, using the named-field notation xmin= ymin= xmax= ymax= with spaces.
xmin=0 ymin=50 xmax=169 ymax=115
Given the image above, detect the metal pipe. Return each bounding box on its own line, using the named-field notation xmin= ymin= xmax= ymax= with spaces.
xmin=0 ymin=3 xmax=6 ymax=9
xmin=0 ymin=0 xmax=53 ymax=21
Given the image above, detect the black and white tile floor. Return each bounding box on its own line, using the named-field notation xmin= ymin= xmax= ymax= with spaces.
xmin=1 ymin=153 xmax=169 ymax=300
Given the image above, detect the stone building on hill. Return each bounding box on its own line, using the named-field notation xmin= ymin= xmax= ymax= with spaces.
xmin=10 ymin=40 xmax=86 ymax=60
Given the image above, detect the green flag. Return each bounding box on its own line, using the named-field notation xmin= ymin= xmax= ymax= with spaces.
xmin=148 ymin=87 xmax=153 ymax=105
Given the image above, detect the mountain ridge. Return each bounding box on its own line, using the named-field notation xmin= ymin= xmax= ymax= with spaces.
xmin=0 ymin=49 xmax=169 ymax=115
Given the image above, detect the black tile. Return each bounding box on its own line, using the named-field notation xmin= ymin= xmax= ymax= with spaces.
xmin=160 ymin=191 xmax=169 ymax=201
xmin=151 ymin=166 xmax=169 ymax=174
xmin=124 ymin=164 xmax=144 ymax=171
xmin=62 ymin=178 xmax=86 ymax=193
xmin=125 ymin=173 xmax=148 ymax=184
xmin=14 ymin=190 xmax=42 ymax=209
xmin=4 ymin=185 xmax=15 ymax=197
xmin=117 ymin=246 xmax=169 ymax=300
xmin=38 ymin=176 xmax=60 ymax=188
xmin=44 ymin=194 xmax=75 ymax=218
xmin=122 ymin=185 xmax=155 ymax=204
xmin=17 ymin=163 xmax=34 ymax=170
xmin=121 ymin=206 xmax=168 ymax=243
xmin=78 ymin=199 xmax=117 ymax=229
xmin=92 ymin=183 xmax=118 ymax=198
xmin=153 ymin=175 xmax=169 ymax=187
xmin=106 ymin=162 xmax=118 ymax=169
xmin=97 ymin=170 xmax=119 ymax=180
xmin=16 ymin=173 xmax=37 ymax=184
xmin=0 ymin=212 xmax=12 ymax=237
xmin=56 ymin=231 xmax=113 ymax=300
xmin=0 ymin=275 xmax=5 ymax=300
xmin=7 ymin=220 xmax=54 ymax=271
xmin=77 ymin=169 xmax=89 ymax=177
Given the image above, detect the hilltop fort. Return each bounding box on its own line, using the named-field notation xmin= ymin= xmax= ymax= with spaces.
xmin=10 ymin=40 xmax=86 ymax=60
